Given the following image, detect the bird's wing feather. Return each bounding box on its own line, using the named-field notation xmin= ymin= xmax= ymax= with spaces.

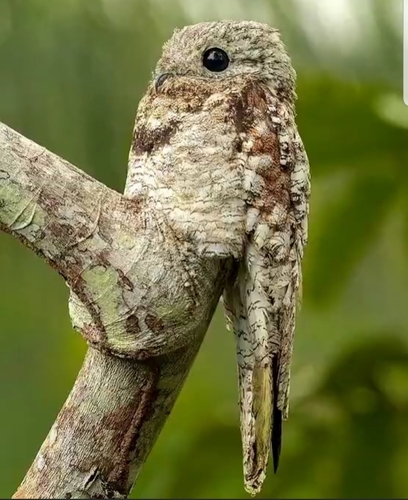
xmin=223 ymin=81 xmax=310 ymax=495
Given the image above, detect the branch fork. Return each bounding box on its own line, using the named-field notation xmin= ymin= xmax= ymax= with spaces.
xmin=0 ymin=122 xmax=231 ymax=498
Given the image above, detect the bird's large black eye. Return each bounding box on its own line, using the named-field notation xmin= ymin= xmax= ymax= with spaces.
xmin=202 ymin=48 xmax=230 ymax=72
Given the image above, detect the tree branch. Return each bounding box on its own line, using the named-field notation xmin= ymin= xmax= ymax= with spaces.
xmin=0 ymin=122 xmax=121 ymax=280
xmin=0 ymin=122 xmax=232 ymax=498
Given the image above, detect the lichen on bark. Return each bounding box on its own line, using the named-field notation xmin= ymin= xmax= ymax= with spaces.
xmin=0 ymin=122 xmax=232 ymax=498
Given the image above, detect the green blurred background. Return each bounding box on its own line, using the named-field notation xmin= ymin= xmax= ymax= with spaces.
xmin=0 ymin=0 xmax=407 ymax=497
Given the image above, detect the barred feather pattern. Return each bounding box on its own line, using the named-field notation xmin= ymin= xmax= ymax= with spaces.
xmin=223 ymin=81 xmax=310 ymax=495
xmin=124 ymin=20 xmax=310 ymax=497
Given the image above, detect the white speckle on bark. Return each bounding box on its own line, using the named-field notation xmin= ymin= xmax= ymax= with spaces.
xmin=49 ymin=426 xmax=58 ymax=446
xmin=37 ymin=455 xmax=46 ymax=471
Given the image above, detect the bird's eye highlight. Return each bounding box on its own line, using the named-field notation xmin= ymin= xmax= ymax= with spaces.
xmin=202 ymin=48 xmax=230 ymax=72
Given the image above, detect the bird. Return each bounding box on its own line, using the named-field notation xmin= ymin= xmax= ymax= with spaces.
xmin=125 ymin=20 xmax=310 ymax=496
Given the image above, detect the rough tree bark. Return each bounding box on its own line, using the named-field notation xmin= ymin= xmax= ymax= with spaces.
xmin=0 ymin=122 xmax=233 ymax=498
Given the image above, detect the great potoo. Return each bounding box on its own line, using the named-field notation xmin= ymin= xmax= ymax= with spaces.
xmin=125 ymin=20 xmax=310 ymax=495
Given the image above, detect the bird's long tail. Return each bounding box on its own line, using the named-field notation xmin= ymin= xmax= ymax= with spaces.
xmin=223 ymin=248 xmax=282 ymax=496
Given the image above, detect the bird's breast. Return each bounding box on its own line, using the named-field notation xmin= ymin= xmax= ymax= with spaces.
xmin=125 ymin=90 xmax=249 ymax=258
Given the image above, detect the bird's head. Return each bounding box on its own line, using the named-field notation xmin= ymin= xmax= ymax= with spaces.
xmin=153 ymin=20 xmax=296 ymax=102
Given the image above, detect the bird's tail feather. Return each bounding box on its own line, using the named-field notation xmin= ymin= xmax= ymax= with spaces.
xmin=223 ymin=253 xmax=282 ymax=496
xmin=240 ymin=359 xmax=273 ymax=496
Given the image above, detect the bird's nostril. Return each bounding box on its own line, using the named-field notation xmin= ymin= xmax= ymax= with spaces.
xmin=155 ymin=73 xmax=171 ymax=92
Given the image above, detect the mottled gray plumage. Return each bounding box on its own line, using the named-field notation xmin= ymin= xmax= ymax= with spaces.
xmin=157 ymin=21 xmax=296 ymax=95
xmin=126 ymin=20 xmax=310 ymax=495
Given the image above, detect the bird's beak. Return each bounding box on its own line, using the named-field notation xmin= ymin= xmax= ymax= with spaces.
xmin=154 ymin=72 xmax=172 ymax=93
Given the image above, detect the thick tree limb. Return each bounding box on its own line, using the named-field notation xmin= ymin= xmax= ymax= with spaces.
xmin=0 ymin=122 xmax=232 ymax=498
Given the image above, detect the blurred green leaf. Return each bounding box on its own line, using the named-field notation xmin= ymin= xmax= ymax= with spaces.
xmin=306 ymin=172 xmax=399 ymax=305
xmin=297 ymin=77 xmax=408 ymax=178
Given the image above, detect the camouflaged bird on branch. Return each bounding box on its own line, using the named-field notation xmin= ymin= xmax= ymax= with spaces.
xmin=126 ymin=20 xmax=310 ymax=495
xmin=0 ymin=20 xmax=309 ymax=499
